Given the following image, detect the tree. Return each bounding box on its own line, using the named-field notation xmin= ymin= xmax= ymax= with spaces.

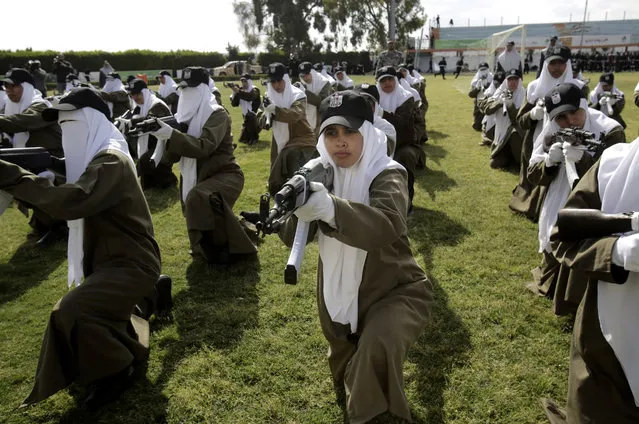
xmin=232 ymin=1 xmax=262 ymax=52
xmin=226 ymin=43 xmax=241 ymax=60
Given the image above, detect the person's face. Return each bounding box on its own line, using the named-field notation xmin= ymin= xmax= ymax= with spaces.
xmin=555 ymin=108 xmax=586 ymax=128
xmin=323 ymin=124 xmax=364 ymax=168
xmin=506 ymin=44 xmax=513 ymax=52
xmin=241 ymin=79 xmax=249 ymax=89
xmin=302 ymin=73 xmax=313 ymax=84
xmin=336 ymin=72 xmax=344 ymax=81
xmin=550 ymin=38 xmax=557 ymax=46
xmin=379 ymin=76 xmax=396 ymax=93
xmin=601 ymin=83 xmax=612 ymax=92
xmin=548 ymin=59 xmax=567 ymax=78
xmin=387 ymin=41 xmax=395 ymax=51
xmin=159 ymin=76 xmax=166 ymax=84
xmin=131 ymin=92 xmax=144 ymax=105
xmin=5 ymin=83 xmax=23 ymax=103
xmin=271 ymin=79 xmax=286 ymax=93
xmin=506 ymin=77 xmax=519 ymax=91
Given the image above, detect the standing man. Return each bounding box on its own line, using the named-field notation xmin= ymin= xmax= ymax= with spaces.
xmin=28 ymin=60 xmax=47 ymax=96
xmin=376 ymin=39 xmax=405 ymax=72
xmin=52 ymin=54 xmax=73 ymax=95
xmin=497 ymin=41 xmax=522 ymax=74
xmin=436 ymin=57 xmax=447 ymax=79
xmin=454 ymin=55 xmax=464 ymax=79
xmin=537 ymin=36 xmax=559 ymax=78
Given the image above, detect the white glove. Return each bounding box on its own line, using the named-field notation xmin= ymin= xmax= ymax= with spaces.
xmin=546 ymin=142 xmax=564 ymax=166
xmin=115 ymin=117 xmax=131 ymax=134
xmin=151 ymin=119 xmax=173 ymax=141
xmin=263 ymin=103 xmax=276 ymax=115
xmin=37 ymin=170 xmax=55 ymax=183
xmin=631 ymin=212 xmax=639 ymax=232
xmin=562 ymin=141 xmax=586 ymax=163
xmin=598 ymin=96 xmax=608 ymax=106
xmin=501 ymin=94 xmax=513 ymax=107
xmin=612 ymin=233 xmax=639 ymax=272
xmin=607 ymin=96 xmax=619 ymax=106
xmin=293 ymin=182 xmax=335 ymax=226
xmin=530 ymin=103 xmax=545 ymax=120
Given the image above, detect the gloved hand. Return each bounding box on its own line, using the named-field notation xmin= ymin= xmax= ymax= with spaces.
xmin=546 ymin=142 xmax=564 ymax=166
xmin=115 ymin=117 xmax=131 ymax=134
xmin=607 ymin=96 xmax=619 ymax=106
xmin=530 ymin=102 xmax=545 ymax=120
xmin=501 ymin=93 xmax=513 ymax=107
xmin=151 ymin=118 xmax=173 ymax=141
xmin=37 ymin=170 xmax=55 ymax=182
xmin=612 ymin=233 xmax=639 ymax=272
xmin=562 ymin=141 xmax=586 ymax=163
xmin=598 ymin=96 xmax=608 ymax=107
xmin=263 ymin=103 xmax=276 ymax=115
xmin=293 ymin=182 xmax=335 ymax=225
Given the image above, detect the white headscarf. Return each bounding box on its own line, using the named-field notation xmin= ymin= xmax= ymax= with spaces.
xmin=267 ymin=74 xmax=307 ymax=153
xmin=302 ymin=70 xmax=331 ymax=131
xmin=373 ymin=103 xmax=397 ymax=155
xmin=491 ymin=76 xmax=525 ymax=150
xmin=159 ymin=75 xmax=179 ymax=98
xmin=589 ymin=79 xmax=624 ymax=107
xmin=399 ymin=78 xmax=421 ymax=103
xmin=100 ymin=61 xmax=114 ymax=76
xmin=208 ymin=78 xmax=218 ymax=94
xmin=335 ymin=71 xmax=354 ymax=88
xmin=321 ymin=68 xmax=336 ymax=84
xmin=481 ymin=80 xmax=501 ymax=131
xmin=376 ymin=77 xmax=414 ymax=114
xmin=239 ymin=78 xmax=255 ymax=116
xmin=411 ymin=69 xmax=425 ymax=84
xmin=102 ymin=76 xmax=126 ymax=116
xmin=527 ymin=59 xmax=584 ymax=104
xmin=136 ymin=88 xmax=169 ymax=158
xmin=174 ymin=83 xmax=223 ymax=201
xmin=471 ymin=68 xmax=493 ymax=87
xmin=316 ymin=121 xmax=404 ymax=332
xmin=498 ymin=48 xmax=521 ymax=72
xmin=530 ymin=99 xmax=620 ymax=253
xmin=5 ymin=82 xmax=50 ymax=148
xmin=596 ymin=136 xmax=639 ymax=407
xmin=60 ymin=107 xmax=134 ymax=288
xmin=0 ymin=89 xmax=7 ymax=113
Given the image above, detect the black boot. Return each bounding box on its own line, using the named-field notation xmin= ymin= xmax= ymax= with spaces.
xmin=80 ymin=364 xmax=136 ymax=411
xmin=155 ymin=275 xmax=173 ymax=318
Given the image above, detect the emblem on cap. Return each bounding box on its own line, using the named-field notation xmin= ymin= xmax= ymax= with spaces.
xmin=551 ymin=92 xmax=561 ymax=105
xmin=5 ymin=70 xmax=12 ymax=77
xmin=183 ymin=68 xmax=191 ymax=79
xmin=270 ymin=65 xmax=277 ymax=73
xmin=361 ymin=83 xmax=369 ymax=89
xmin=329 ymin=93 xmax=343 ymax=108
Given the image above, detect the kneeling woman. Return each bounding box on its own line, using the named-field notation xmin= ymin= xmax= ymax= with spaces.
xmin=279 ymin=91 xmax=433 ymax=423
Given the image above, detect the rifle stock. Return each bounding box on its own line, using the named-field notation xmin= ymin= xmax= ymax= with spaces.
xmin=556 ymin=208 xmax=634 ymax=241
xmin=0 ymin=147 xmax=65 ymax=175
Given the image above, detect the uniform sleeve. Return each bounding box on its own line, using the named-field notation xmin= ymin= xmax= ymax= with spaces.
xmin=383 ymin=98 xmax=416 ymax=147
xmin=274 ymin=99 xmax=307 ymax=124
xmin=166 ymin=109 xmax=228 ymax=159
xmin=317 ymin=168 xmax=408 ymax=251
xmin=550 ymin=162 xmax=628 ymax=284
xmin=148 ymin=103 xmax=172 ymax=119
xmin=0 ymin=154 xmax=124 ymax=221
xmin=527 ymin=154 xmax=560 ymax=186
xmin=481 ymin=97 xmax=503 ymax=115
xmin=236 ymin=90 xmax=256 ymax=102
xmin=516 ymin=101 xmax=536 ymax=130
xmin=634 ymin=90 xmax=639 ymax=108
xmin=0 ymin=103 xmax=52 ymax=133
xmin=100 ymin=90 xmax=129 ymax=103
xmin=575 ymin=126 xmax=626 ymax=177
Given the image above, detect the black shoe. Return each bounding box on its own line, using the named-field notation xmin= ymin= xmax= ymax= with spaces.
xmin=407 ymin=203 xmax=415 ymax=216
xmin=80 ymin=364 xmax=136 ymax=411
xmin=155 ymin=275 xmax=173 ymax=318
xmin=240 ymin=211 xmax=261 ymax=225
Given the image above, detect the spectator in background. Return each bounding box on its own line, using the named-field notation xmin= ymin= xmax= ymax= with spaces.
xmin=28 ymin=60 xmax=47 ymax=97
xmin=449 ymin=19 xmax=454 ymax=27
xmin=436 ymin=15 xmax=440 ymax=28
xmin=156 ymin=70 xmax=180 ymax=114
xmin=537 ymin=36 xmax=560 ymax=78
xmin=99 ymin=60 xmax=114 ymax=88
xmin=52 ymin=54 xmax=73 ymax=95
xmin=454 ymin=55 xmax=464 ymax=79
xmin=497 ymin=42 xmax=522 ymax=74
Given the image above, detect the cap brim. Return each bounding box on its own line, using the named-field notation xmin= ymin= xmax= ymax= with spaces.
xmin=42 ymin=103 xmax=79 ymax=121
xmin=0 ymin=78 xmax=17 ymax=85
xmin=548 ymin=104 xmax=578 ymax=121
xmin=319 ymin=116 xmax=364 ymax=134
xmin=376 ymin=74 xmax=394 ymax=81
xmin=547 ymin=55 xmax=567 ymax=63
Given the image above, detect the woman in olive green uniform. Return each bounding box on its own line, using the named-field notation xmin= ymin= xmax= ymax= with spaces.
xmin=99 ymin=72 xmax=131 ymax=119
xmin=0 ymin=88 xmax=161 ymax=409
xmin=151 ymin=67 xmax=256 ymax=265
xmin=280 ymin=91 xmax=432 ymax=424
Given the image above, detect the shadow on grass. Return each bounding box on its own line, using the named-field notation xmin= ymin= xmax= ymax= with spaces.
xmin=237 ymin=139 xmax=271 ymax=153
xmin=423 ymin=143 xmax=448 ymax=168
xmin=416 ymin=167 xmax=457 ymax=202
xmin=408 ymin=208 xmax=472 ymax=423
xmin=427 ymin=130 xmax=450 ymax=141
xmin=144 ymin=186 xmax=180 ymax=214
xmin=48 ymin=257 xmax=261 ymax=424
xmin=0 ymin=240 xmax=66 ymax=306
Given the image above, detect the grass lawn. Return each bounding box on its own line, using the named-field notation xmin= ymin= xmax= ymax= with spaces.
xmin=0 ymin=72 xmax=637 ymax=424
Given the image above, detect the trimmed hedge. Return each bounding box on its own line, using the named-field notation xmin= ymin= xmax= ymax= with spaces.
xmin=1 ymin=49 xmax=373 ymax=74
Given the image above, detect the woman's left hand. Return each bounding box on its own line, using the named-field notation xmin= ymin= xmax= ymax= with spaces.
xmin=294 ymin=182 xmax=335 ymax=225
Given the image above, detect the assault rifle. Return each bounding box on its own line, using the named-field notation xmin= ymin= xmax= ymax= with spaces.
xmin=0 ymin=147 xmax=65 ymax=175
xmin=556 ymin=209 xmax=635 ymax=242
xmin=256 ymin=158 xmax=334 ymax=285
xmin=502 ymin=89 xmax=513 ymax=115
xmin=223 ymin=82 xmax=240 ymax=90
xmin=125 ymin=116 xmax=188 ymax=137
xmin=546 ymin=128 xmax=606 ymax=187
xmin=599 ymin=91 xmax=623 ymax=116
xmin=261 ymin=96 xmax=273 ymax=130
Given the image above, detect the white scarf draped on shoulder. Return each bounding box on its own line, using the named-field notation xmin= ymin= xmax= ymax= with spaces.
xmin=316 ymin=121 xmax=404 ymax=333
xmin=267 ymin=74 xmax=306 ymax=153
xmin=175 ymin=83 xmax=223 ymax=201
xmin=61 ymin=107 xmax=134 ymax=288
xmin=159 ymin=75 xmax=179 ymax=98
xmin=239 ymin=79 xmax=255 ymax=116
xmin=491 ymin=78 xmax=525 ymax=149
xmin=530 ymin=100 xmax=620 ymax=253
xmin=597 ymin=136 xmax=639 ymax=407
xmin=303 ymin=70 xmax=330 ymax=131
xmin=136 ymin=88 xmax=169 ymax=158
xmin=4 ymin=82 xmax=50 ymax=148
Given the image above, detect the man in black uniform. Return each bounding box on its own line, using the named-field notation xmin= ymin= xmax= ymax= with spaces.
xmin=436 ymin=57 xmax=447 ymax=79
xmin=454 ymin=55 xmax=464 ymax=79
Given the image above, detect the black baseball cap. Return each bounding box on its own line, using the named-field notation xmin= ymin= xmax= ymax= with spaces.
xmin=66 ymin=73 xmax=79 ymax=82
xmin=298 ymin=62 xmax=313 ymax=76
xmin=544 ymin=83 xmax=585 ymax=121
xmin=506 ymin=41 xmax=515 ymax=46
xmin=407 ymin=64 xmax=415 ymax=72
xmin=478 ymin=62 xmax=490 ymax=70
xmin=240 ymin=73 xmax=251 ymax=80
xmin=506 ymin=68 xmax=522 ymax=79
xmin=313 ymin=63 xmax=323 ymax=72
xmin=546 ymin=45 xmax=571 ymax=63
xmin=354 ymin=83 xmax=380 ymax=103
xmin=599 ymin=72 xmax=614 ymax=84
xmin=267 ymin=63 xmax=287 ymax=82
xmin=156 ymin=70 xmax=171 ymax=79
xmin=42 ymin=87 xmax=111 ymax=121
xmin=107 ymin=72 xmax=121 ymax=80
xmin=2 ymin=68 xmax=36 ymax=86
xmin=127 ymin=78 xmax=148 ymax=94
xmin=178 ymin=66 xmax=210 ymax=88
xmin=318 ymin=90 xmax=374 ymax=134
xmin=376 ymin=66 xmax=397 ymax=81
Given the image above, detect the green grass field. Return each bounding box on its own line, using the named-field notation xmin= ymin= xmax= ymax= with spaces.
xmin=1 ymin=72 xmax=637 ymax=424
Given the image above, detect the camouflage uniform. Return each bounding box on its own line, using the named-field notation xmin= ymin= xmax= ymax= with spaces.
xmin=376 ymin=50 xmax=405 ymax=71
